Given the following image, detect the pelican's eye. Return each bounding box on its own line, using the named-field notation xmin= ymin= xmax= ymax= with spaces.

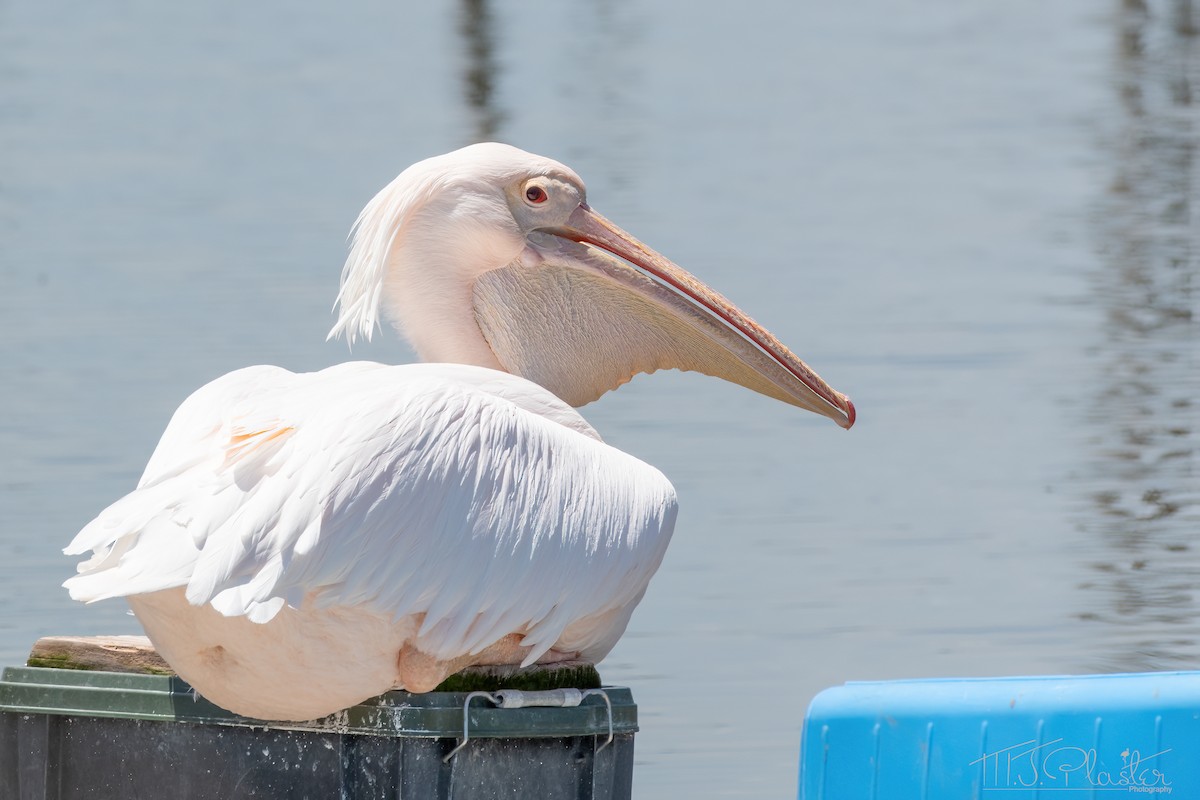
xmin=525 ymin=184 xmax=548 ymax=205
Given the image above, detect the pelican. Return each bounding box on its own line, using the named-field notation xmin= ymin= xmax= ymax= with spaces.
xmin=64 ymin=144 xmax=854 ymax=721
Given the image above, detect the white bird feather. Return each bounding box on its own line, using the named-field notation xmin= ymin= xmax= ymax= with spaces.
xmin=67 ymin=362 xmax=674 ymax=655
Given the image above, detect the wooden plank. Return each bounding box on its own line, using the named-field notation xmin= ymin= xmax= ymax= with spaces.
xmin=28 ymin=636 xmax=174 ymax=675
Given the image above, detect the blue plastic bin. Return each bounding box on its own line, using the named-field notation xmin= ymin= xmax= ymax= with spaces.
xmin=800 ymin=671 xmax=1200 ymax=798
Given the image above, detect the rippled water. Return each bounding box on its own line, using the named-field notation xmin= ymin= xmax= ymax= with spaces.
xmin=0 ymin=1 xmax=1196 ymax=797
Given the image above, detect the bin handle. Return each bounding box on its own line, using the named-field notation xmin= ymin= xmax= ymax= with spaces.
xmin=443 ymin=688 xmax=614 ymax=762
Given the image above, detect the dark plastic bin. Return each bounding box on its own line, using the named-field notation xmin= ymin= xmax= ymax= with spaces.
xmin=0 ymin=666 xmax=636 ymax=799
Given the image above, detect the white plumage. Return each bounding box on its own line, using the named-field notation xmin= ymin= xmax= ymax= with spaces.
xmin=65 ymin=143 xmax=853 ymax=720
xmin=67 ymin=363 xmax=673 ymax=718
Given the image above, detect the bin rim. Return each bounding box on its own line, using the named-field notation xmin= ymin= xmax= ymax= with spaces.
xmin=0 ymin=665 xmax=637 ymax=739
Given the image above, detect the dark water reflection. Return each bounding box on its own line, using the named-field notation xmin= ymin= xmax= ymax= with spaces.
xmin=458 ymin=0 xmax=504 ymax=143
xmin=1076 ymin=0 xmax=1200 ymax=671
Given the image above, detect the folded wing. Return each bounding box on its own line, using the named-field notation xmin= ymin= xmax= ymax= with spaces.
xmin=65 ymin=362 xmax=678 ymax=664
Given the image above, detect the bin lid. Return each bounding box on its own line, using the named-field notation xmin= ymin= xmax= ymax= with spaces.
xmin=0 ymin=666 xmax=636 ymax=739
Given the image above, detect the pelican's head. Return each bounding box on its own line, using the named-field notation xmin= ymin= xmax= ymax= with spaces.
xmin=330 ymin=143 xmax=854 ymax=428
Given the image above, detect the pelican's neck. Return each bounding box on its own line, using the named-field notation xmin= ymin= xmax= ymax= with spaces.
xmin=385 ymin=271 xmax=503 ymax=369
xmin=380 ymin=220 xmax=521 ymax=371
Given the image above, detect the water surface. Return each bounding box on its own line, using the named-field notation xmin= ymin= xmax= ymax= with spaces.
xmin=1 ymin=1 xmax=1196 ymax=796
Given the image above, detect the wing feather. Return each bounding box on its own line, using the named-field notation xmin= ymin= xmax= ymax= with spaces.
xmin=65 ymin=362 xmax=677 ymax=663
